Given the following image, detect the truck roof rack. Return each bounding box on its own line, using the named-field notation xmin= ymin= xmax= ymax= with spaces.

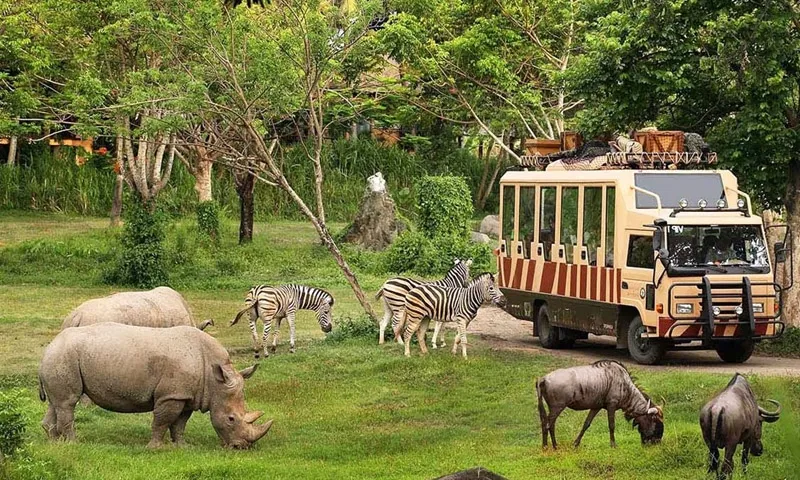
xmin=519 ymin=151 xmax=717 ymax=170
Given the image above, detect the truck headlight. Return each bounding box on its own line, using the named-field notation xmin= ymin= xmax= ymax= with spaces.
xmin=752 ymin=303 xmax=764 ymax=313
xmin=676 ymin=303 xmax=694 ymax=314
xmin=735 ymin=305 xmax=744 ymax=316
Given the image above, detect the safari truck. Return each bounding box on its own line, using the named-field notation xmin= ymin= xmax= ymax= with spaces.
xmin=495 ymin=148 xmax=792 ymax=365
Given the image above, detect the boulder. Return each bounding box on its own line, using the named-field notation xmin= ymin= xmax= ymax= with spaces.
xmin=479 ymin=214 xmax=499 ymax=238
xmin=342 ymin=172 xmax=399 ymax=251
xmin=433 ymin=467 xmax=508 ymax=480
xmin=470 ymin=231 xmax=491 ymax=244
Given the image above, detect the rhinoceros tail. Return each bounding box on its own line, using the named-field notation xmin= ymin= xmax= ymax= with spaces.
xmin=38 ymin=376 xmax=46 ymax=402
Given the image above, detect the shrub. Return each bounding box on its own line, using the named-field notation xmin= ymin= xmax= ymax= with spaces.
xmin=383 ymin=230 xmax=430 ymax=273
xmin=325 ymin=314 xmax=377 ymax=342
xmin=196 ymin=201 xmax=220 ymax=240
xmin=104 ymin=198 xmax=168 ymax=288
xmin=756 ymin=326 xmax=800 ymax=358
xmin=414 ymin=176 xmax=473 ymax=239
xmin=415 ymin=234 xmax=493 ymax=276
xmin=0 ymin=389 xmax=26 ymax=458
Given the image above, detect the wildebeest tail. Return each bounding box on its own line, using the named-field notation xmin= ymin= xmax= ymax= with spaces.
xmin=536 ymin=378 xmax=548 ymax=425
xmin=709 ymin=405 xmax=724 ymax=450
xmin=38 ymin=375 xmax=46 ymax=402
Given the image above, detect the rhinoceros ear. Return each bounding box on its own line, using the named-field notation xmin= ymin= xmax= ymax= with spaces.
xmin=239 ymin=364 xmax=258 ymax=380
xmin=213 ymin=363 xmax=237 ymax=385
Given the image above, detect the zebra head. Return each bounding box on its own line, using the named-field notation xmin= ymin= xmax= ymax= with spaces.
xmin=445 ymin=258 xmax=473 ymax=287
xmin=475 ymin=273 xmax=506 ymax=307
xmin=317 ymin=294 xmax=334 ymax=333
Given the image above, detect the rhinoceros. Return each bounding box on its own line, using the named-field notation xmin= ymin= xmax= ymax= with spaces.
xmin=38 ymin=323 xmax=272 ymax=449
xmin=61 ymin=286 xmax=213 ymax=330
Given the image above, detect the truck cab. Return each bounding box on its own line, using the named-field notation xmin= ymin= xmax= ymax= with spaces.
xmin=496 ymin=154 xmax=791 ymax=364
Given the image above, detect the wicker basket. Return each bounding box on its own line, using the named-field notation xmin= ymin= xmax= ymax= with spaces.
xmin=634 ymin=130 xmax=684 ymax=152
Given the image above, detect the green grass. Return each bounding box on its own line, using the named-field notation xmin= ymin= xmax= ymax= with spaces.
xmin=1 ymin=212 xmax=799 ymax=479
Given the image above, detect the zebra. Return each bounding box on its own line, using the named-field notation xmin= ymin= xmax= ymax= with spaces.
xmin=397 ymin=273 xmax=506 ymax=358
xmin=230 ymin=284 xmax=334 ymax=358
xmin=375 ymin=258 xmax=472 ymax=345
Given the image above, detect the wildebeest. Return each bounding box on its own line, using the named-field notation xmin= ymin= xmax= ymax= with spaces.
xmin=536 ymin=360 xmax=664 ymax=448
xmin=699 ymin=373 xmax=781 ymax=479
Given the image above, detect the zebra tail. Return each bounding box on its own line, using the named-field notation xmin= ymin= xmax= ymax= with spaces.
xmin=38 ymin=375 xmax=46 ymax=402
xmin=375 ymin=288 xmax=384 ymax=299
xmin=230 ymin=306 xmax=251 ymax=326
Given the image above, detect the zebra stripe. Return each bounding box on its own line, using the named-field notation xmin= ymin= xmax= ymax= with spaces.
xmin=398 ymin=273 xmax=505 ymax=358
xmin=376 ymin=258 xmax=472 ymax=344
xmin=230 ymin=284 xmax=334 ymax=357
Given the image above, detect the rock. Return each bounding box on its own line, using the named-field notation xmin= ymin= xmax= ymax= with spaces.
xmin=470 ymin=231 xmax=491 ymax=244
xmin=433 ymin=467 xmax=508 ymax=480
xmin=342 ymin=172 xmax=399 ymax=251
xmin=479 ymin=214 xmax=499 ymax=238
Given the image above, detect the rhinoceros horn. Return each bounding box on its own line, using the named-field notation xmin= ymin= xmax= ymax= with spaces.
xmin=246 ymin=418 xmax=273 ymax=443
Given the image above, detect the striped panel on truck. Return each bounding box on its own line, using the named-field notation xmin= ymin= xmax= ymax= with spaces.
xmin=497 ymin=255 xmax=622 ymax=305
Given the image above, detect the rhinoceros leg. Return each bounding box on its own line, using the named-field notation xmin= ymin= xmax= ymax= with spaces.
xmin=148 ymin=400 xmax=186 ymax=449
xmin=42 ymin=405 xmax=58 ymax=439
xmin=169 ymin=410 xmax=193 ymax=446
xmin=55 ymin=402 xmax=77 ymax=441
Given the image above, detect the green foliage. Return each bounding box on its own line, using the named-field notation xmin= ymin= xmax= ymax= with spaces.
xmin=104 ymin=199 xmax=168 ymax=288
xmin=383 ymin=230 xmax=429 ymax=274
xmin=383 ymin=230 xmax=492 ymax=276
xmin=324 ymin=314 xmax=377 ymax=342
xmin=0 ymin=389 xmax=26 ymax=458
xmin=415 ymin=176 xmax=473 ymax=239
xmin=196 ymin=201 xmax=219 ymax=240
xmin=756 ymin=327 xmax=800 ymax=358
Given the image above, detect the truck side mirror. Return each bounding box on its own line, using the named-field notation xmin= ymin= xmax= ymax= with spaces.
xmin=775 ymin=242 xmax=786 ymax=263
xmin=653 ymin=230 xmax=664 ymax=251
xmin=658 ymin=248 xmax=670 ymax=268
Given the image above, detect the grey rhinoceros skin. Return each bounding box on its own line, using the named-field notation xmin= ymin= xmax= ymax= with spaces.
xmin=38 ymin=323 xmax=272 ymax=449
xmin=61 ymin=286 xmax=199 ymax=329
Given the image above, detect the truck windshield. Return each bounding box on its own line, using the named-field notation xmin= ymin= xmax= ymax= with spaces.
xmin=667 ymin=225 xmax=769 ymax=274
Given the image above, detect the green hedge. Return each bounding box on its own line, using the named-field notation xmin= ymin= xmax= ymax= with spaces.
xmin=415 ymin=176 xmax=473 ymax=238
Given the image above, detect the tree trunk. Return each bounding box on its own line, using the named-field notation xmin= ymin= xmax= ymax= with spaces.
xmin=235 ymin=172 xmax=255 ymax=244
xmin=194 ymin=157 xmax=214 ymax=202
xmin=782 ymin=162 xmax=800 ymax=327
xmin=7 ymin=136 xmax=17 ymax=166
xmin=110 ymin=174 xmax=124 ymax=227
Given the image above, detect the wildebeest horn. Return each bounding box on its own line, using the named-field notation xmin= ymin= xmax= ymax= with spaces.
xmin=230 ymin=306 xmax=250 ymax=326
xmin=759 ymin=399 xmax=781 ymax=423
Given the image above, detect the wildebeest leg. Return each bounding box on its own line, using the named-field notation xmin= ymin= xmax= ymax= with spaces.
xmin=720 ymin=443 xmax=737 ymax=480
xmin=573 ymin=409 xmax=601 ymax=447
xmin=547 ymin=406 xmax=566 ymax=449
xmin=741 ymin=441 xmax=750 ymax=474
xmin=169 ymin=410 xmax=193 ymax=446
xmin=606 ymin=408 xmax=617 ymax=447
xmin=148 ymin=400 xmax=185 ymax=449
xmin=708 ymin=446 xmax=720 ymax=474
xmin=288 ymin=312 xmax=296 ymax=353
xmin=42 ymin=404 xmax=58 ymax=439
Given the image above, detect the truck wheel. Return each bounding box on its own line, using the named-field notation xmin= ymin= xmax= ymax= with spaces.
xmin=715 ymin=340 xmax=755 ymax=364
xmin=627 ymin=316 xmax=666 ymax=365
xmin=537 ymin=305 xmax=561 ymax=349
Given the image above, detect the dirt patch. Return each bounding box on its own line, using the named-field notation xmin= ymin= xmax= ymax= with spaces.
xmin=461 ymin=307 xmax=800 ymax=376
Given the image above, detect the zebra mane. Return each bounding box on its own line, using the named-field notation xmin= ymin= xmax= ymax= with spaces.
xmin=469 ymin=272 xmax=493 ymax=284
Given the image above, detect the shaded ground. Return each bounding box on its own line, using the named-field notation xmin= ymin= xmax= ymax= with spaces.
xmin=465 ymin=307 xmax=800 ymax=376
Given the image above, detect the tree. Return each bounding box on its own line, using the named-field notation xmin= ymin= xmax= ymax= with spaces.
xmin=380 ymin=0 xmax=584 ymax=209
xmin=168 ymin=0 xmax=383 ymax=319
xmin=567 ymin=0 xmax=800 ymax=324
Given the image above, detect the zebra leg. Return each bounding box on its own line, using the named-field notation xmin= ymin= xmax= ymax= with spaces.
xmin=248 ymin=312 xmax=260 ymax=358
xmin=288 ymin=312 xmax=296 ymax=353
xmin=271 ymin=316 xmax=282 ymax=353
xmin=261 ymin=318 xmax=273 ymax=358
xmin=454 ymin=319 xmax=468 ymax=358
xmin=432 ymin=321 xmax=446 ymax=349
xmin=416 ymin=318 xmax=430 ymax=355
xmin=403 ymin=314 xmax=421 ymax=357
xmin=393 ymin=310 xmax=405 ymax=345
xmin=379 ymin=297 xmax=392 ymax=345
